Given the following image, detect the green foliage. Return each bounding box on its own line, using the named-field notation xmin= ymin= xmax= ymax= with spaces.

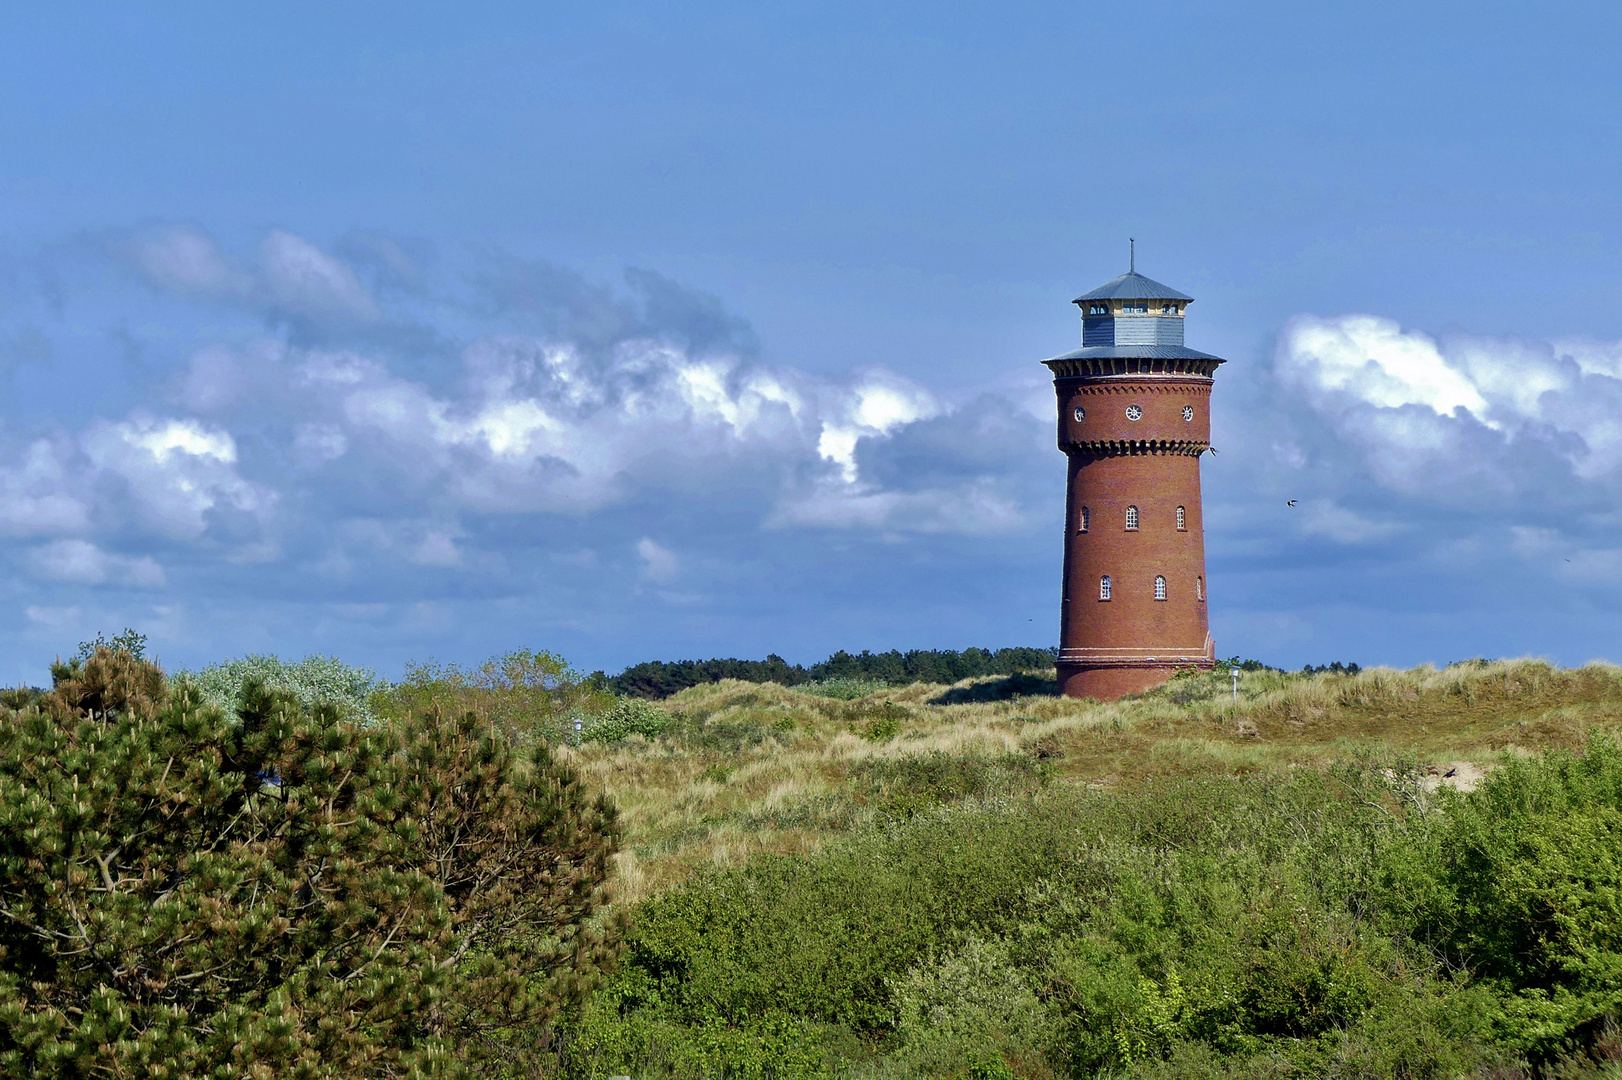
xmin=584 ymin=697 xmax=672 ymax=744
xmin=382 ymin=649 xmax=612 ymax=745
xmin=1383 ymin=735 xmax=1622 ymax=1062
xmin=72 ymin=626 xmax=148 ymax=661
xmin=575 ymin=764 xmax=1550 ymax=1078
xmin=853 ymin=751 xmax=1048 ymax=819
xmin=180 ymin=651 xmax=383 ymax=725
xmin=1212 ymin=656 xmax=1278 ymax=673
xmin=796 ymin=676 xmax=892 ymax=700
xmin=0 ymin=645 xmax=621 ymax=1078
xmin=605 ymin=646 xmax=1060 ymax=699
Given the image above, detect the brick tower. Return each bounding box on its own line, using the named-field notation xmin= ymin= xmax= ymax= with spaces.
xmin=1043 ymin=258 xmax=1223 ymax=699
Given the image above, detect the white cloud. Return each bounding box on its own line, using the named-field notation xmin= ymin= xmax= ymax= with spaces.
xmin=127 ymin=224 xmax=249 ymax=298
xmin=81 ymin=416 xmax=268 ymax=539
xmin=772 ymin=480 xmax=1028 ymax=535
xmin=817 ymin=374 xmax=941 ymax=481
xmin=1277 ymin=314 xmax=1622 ymax=484
xmin=24 ymin=605 xmax=82 ymax=633
xmin=260 ymin=230 xmax=381 ymax=323
xmin=28 ymin=539 xmax=166 ymax=588
xmin=292 ymin=422 xmax=349 ymax=464
xmin=0 ymin=440 xmax=90 ymax=537
xmin=1279 ymin=315 xmax=1488 ymax=417
xmin=410 ymin=529 xmax=463 ymax=568
xmin=1295 ymin=500 xmax=1402 ymax=544
xmin=637 ymin=537 xmax=679 ymax=582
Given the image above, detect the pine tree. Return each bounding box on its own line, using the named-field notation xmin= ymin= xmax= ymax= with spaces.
xmin=0 ymin=646 xmax=620 ymax=1078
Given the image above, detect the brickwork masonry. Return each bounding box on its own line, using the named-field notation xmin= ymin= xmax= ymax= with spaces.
xmin=1054 ymin=375 xmax=1215 ymax=700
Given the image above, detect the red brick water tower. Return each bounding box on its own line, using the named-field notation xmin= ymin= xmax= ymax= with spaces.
xmin=1044 ymin=257 xmax=1223 ymax=699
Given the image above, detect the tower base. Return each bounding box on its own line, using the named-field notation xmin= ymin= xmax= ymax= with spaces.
xmin=1057 ymin=658 xmax=1215 ymax=701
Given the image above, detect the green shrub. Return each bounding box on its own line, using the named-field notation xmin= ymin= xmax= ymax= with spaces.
xmin=853 ymin=751 xmax=1047 ymax=819
xmin=179 ymin=651 xmax=382 ymax=725
xmin=382 ymin=649 xmax=612 ymax=745
xmin=1384 ymin=735 xmax=1622 ymax=1062
xmin=796 ymin=677 xmax=891 ymax=700
xmin=585 ymin=696 xmax=672 ymax=743
xmin=595 ymin=766 xmax=1512 ymax=1077
xmin=0 ymin=646 xmax=622 ymax=1079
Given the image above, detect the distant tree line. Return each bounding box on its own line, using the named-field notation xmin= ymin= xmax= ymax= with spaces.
xmin=1301 ymin=660 xmax=1362 ymax=675
xmin=597 ymin=646 xmax=1060 ymax=699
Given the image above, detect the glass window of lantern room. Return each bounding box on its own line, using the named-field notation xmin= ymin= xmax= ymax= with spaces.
xmin=1176 ymin=506 xmax=1186 ymax=530
xmin=1154 ymin=575 xmax=1167 ymax=601
xmin=1125 ymin=505 xmax=1139 ymax=530
xmin=1100 ymin=575 xmax=1112 ymax=600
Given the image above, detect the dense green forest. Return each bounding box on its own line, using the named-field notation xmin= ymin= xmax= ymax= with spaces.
xmin=2 ymin=638 xmax=1621 ymax=1077
xmin=597 ymin=646 xmax=1061 ymax=699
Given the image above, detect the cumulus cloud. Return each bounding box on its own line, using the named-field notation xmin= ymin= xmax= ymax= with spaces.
xmin=637 ymin=538 xmax=679 ymax=582
xmin=28 ymin=539 xmax=165 ymax=588
xmin=125 ymin=224 xmax=249 ymax=298
xmin=1274 ymin=314 xmax=1622 ymax=497
xmin=0 ymin=440 xmax=90 ymax=537
xmin=121 ymin=224 xmax=379 ymax=326
xmin=40 ymin=223 xmax=1622 ymax=673
xmin=80 ymin=416 xmax=269 ymax=540
xmin=260 ymin=230 xmax=380 ymax=323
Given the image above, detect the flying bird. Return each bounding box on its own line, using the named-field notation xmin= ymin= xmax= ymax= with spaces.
xmin=1286 ymin=500 xmax=1297 ymax=507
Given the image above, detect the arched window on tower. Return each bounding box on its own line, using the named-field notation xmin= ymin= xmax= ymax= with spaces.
xmin=1176 ymin=506 xmax=1186 ymax=530
xmin=1099 ymin=575 xmax=1112 ymax=601
xmin=1197 ymin=576 xmax=1204 ymax=601
xmin=1125 ymin=505 xmax=1139 ymax=530
xmin=1154 ymin=575 xmax=1167 ymax=601
xmin=1079 ymin=506 xmax=1090 ymax=533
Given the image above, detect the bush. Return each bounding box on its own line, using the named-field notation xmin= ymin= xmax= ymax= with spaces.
xmin=584 ymin=767 xmax=1512 ymax=1078
xmin=584 ymin=697 xmax=672 ymax=743
xmin=1385 ymin=735 xmax=1622 ymax=1062
xmin=605 ymin=647 xmax=1060 ymax=699
xmin=383 ymin=649 xmax=612 ymax=745
xmin=180 ymin=651 xmax=382 ymax=725
xmin=796 ymin=677 xmax=891 ymax=700
xmin=0 ymin=646 xmax=622 ymax=1078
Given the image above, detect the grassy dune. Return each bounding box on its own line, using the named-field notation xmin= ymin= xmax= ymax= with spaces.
xmin=564 ymin=659 xmax=1622 ymax=904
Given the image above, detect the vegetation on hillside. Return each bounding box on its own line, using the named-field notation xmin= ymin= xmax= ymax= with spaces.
xmin=540 ymin=659 xmax=1622 ymax=1078
xmin=599 ymin=646 xmax=1059 ymax=699
xmin=6 ymin=639 xmax=1622 ymax=1077
xmin=0 ymin=645 xmax=620 ymax=1078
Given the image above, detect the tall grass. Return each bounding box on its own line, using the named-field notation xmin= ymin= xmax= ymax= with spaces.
xmin=559 ymin=660 xmax=1622 ymax=902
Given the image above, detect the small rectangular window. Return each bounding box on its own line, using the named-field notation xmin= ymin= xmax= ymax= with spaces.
xmin=1176 ymin=506 xmax=1186 ymax=530
xmin=1125 ymin=505 xmax=1139 ymax=530
xmin=1100 ymin=575 xmax=1112 ymax=601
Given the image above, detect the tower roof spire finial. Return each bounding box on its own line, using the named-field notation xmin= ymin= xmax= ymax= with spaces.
xmin=1130 ymin=237 xmax=1135 ymax=273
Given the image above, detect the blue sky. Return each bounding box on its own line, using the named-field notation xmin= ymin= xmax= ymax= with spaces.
xmin=1 ymin=1 xmax=1620 ymax=681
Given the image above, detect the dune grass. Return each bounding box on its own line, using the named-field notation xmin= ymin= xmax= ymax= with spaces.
xmin=562 ymin=658 xmax=1622 ymax=904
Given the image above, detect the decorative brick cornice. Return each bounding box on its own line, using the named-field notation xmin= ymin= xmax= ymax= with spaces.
xmin=1062 ymin=438 xmax=1209 ymax=457
xmin=1064 ymin=380 xmax=1212 ymax=395
xmin=1046 ymin=356 xmax=1221 ymax=378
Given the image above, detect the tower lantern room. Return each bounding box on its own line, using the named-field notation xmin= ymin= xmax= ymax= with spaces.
xmin=1041 ymin=258 xmax=1225 ymax=700
xmin=1076 ymin=272 xmax=1195 ymax=348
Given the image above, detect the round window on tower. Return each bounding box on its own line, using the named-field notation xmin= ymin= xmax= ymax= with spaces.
xmin=1073 ymin=406 xmax=1085 ymax=422
xmin=1183 ymin=405 xmax=1194 ymax=421
xmin=1125 ymin=404 xmax=1143 ymax=421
